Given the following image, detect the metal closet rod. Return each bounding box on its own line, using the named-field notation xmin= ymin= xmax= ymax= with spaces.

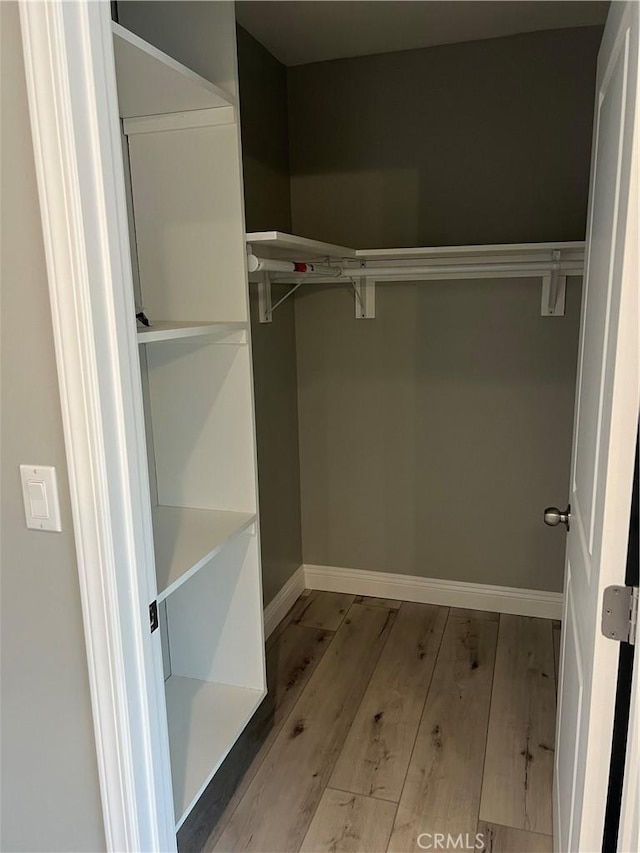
xmin=246 ymin=253 xmax=342 ymax=277
xmin=248 ymin=254 xmax=579 ymax=283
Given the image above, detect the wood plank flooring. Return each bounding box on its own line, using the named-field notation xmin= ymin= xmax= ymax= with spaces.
xmin=179 ymin=594 xmax=558 ymax=853
xmin=388 ymin=612 xmax=498 ymax=851
xmin=289 ymin=590 xmax=356 ymax=631
xmin=479 ymin=616 xmax=556 ymax=836
xmin=300 ymin=789 xmax=397 ymax=853
xmin=477 ymin=821 xmax=553 ymax=852
xmin=330 ymin=603 xmax=447 ymax=803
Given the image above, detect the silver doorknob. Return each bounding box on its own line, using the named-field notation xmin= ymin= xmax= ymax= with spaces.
xmin=544 ymin=504 xmax=571 ymax=531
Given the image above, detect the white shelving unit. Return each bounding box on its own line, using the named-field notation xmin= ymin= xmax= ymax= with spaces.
xmin=111 ymin=10 xmax=265 ymax=838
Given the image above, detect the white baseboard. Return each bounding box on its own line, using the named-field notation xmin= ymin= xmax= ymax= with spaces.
xmin=303 ymin=563 xmax=563 ymax=620
xmin=263 ymin=565 xmax=306 ymax=639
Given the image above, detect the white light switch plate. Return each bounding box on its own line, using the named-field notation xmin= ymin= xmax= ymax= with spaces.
xmin=19 ymin=465 xmax=62 ymax=532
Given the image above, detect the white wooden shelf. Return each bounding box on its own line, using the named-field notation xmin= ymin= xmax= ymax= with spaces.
xmin=246 ymin=231 xmax=585 ymax=266
xmin=165 ymin=675 xmax=264 ymax=829
xmin=112 ymin=23 xmax=236 ymax=119
xmin=137 ymin=321 xmax=247 ymax=344
xmin=152 ymin=506 xmax=256 ymax=600
xmin=246 ymin=230 xmax=356 ymax=260
xmin=247 ymin=232 xmax=586 ymax=320
xmin=356 ymin=241 xmax=586 ymax=263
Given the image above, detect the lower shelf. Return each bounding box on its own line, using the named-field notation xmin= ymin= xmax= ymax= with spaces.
xmin=165 ymin=675 xmax=265 ymax=829
xmin=153 ymin=506 xmax=256 ymax=601
xmin=137 ymin=320 xmax=247 ymax=344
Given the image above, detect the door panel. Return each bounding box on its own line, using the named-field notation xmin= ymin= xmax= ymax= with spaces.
xmin=554 ymin=3 xmax=638 ymax=851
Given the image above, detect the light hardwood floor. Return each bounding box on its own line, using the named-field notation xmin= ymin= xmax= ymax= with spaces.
xmin=178 ymin=593 xmax=557 ymax=853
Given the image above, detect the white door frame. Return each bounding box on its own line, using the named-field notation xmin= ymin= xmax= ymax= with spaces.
xmin=18 ymin=1 xmax=175 ymax=850
xmin=17 ymin=0 xmax=639 ymax=851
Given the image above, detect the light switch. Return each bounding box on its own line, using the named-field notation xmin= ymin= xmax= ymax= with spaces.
xmin=20 ymin=465 xmax=62 ymax=532
xmin=27 ymin=480 xmax=48 ymax=518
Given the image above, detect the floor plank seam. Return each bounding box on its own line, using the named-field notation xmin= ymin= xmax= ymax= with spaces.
xmin=477 ymin=613 xmax=502 ymax=830
xmin=384 ymin=605 xmax=452 ymax=852
xmin=302 ymin=601 xmax=399 ymax=851
xmin=295 ymin=600 xmax=401 ymax=852
xmin=481 ymin=818 xmax=553 ymax=839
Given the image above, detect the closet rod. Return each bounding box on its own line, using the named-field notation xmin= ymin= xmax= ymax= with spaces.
xmin=269 ymin=260 xmax=580 ymax=283
xmin=247 ymin=253 xmax=341 ymax=277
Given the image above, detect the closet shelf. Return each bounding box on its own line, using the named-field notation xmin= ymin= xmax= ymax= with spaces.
xmin=166 ymin=675 xmax=264 ymax=829
xmin=152 ymin=506 xmax=256 ymax=601
xmin=246 ymin=231 xmax=585 ymax=269
xmin=137 ymin=321 xmax=247 ymax=344
xmin=356 ymin=241 xmax=586 ymax=263
xmin=246 ymin=230 xmax=356 ymax=261
xmin=246 ymin=231 xmax=586 ymax=321
xmin=112 ymin=22 xmax=236 ymax=119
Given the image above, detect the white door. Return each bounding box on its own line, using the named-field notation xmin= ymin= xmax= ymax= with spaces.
xmin=554 ymin=2 xmax=639 ymax=851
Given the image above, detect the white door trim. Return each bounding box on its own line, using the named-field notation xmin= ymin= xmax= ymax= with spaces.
xmin=18 ymin=2 xmax=175 ymax=850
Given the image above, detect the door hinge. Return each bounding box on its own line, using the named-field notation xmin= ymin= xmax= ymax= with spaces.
xmin=149 ymin=600 xmax=159 ymax=633
xmin=601 ymin=586 xmax=638 ymax=645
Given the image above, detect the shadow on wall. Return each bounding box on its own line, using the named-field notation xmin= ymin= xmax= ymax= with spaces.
xmin=237 ymin=25 xmax=292 ymax=233
xmin=286 ymin=26 xmax=602 ymax=248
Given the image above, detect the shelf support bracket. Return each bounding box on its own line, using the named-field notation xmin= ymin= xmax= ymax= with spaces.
xmin=258 ymin=272 xmax=272 ymax=323
xmin=259 ymin=273 xmax=302 ymax=322
xmin=353 ymin=276 xmax=376 ymax=319
xmin=541 ymin=250 xmax=566 ymax=317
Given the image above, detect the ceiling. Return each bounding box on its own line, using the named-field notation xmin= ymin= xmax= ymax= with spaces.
xmin=235 ymin=1 xmax=608 ymax=67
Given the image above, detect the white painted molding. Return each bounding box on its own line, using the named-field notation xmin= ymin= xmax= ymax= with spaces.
xmin=263 ymin=566 xmax=306 ymax=639
xmin=19 ymin=2 xmax=175 ymax=850
xmin=303 ymin=564 xmax=563 ymax=620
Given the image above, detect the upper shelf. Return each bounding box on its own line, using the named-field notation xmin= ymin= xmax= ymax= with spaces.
xmin=356 ymin=241 xmax=586 ymax=263
xmin=246 ymin=231 xmax=356 ymax=261
xmin=112 ymin=23 xmax=236 ymax=119
xmin=246 ymin=231 xmax=585 ymax=266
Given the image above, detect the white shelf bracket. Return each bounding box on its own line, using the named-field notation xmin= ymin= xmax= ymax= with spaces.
xmin=258 ymin=272 xmax=272 ymax=323
xmin=258 ymin=273 xmax=302 ymax=322
xmin=541 ymin=250 xmax=566 ymax=317
xmin=353 ymin=276 xmax=376 ymax=319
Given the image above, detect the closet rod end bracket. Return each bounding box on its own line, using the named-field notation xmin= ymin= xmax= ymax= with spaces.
xmin=541 ymin=250 xmax=566 ymax=316
xmin=354 ymin=277 xmax=376 ymax=319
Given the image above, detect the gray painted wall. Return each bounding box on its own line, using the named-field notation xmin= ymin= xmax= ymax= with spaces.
xmin=287 ymin=27 xmax=602 ymax=248
xmin=295 ymin=278 xmax=581 ymax=591
xmin=249 ymin=288 xmax=303 ymax=604
xmin=0 ymin=4 xmax=105 ymax=849
xmin=237 ymin=26 xmax=292 ymax=234
xmin=238 ymin=27 xmax=303 ymax=605
xmin=287 ymin=27 xmax=598 ymax=592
